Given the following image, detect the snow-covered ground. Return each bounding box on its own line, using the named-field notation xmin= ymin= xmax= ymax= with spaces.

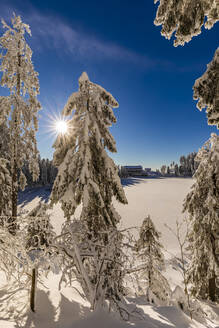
xmin=0 ymin=177 xmax=218 ymax=328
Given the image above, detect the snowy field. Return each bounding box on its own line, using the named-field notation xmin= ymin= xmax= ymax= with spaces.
xmin=0 ymin=177 xmax=218 ymax=328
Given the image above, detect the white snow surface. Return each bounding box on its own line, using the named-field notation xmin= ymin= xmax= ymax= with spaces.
xmin=0 ymin=177 xmax=218 ymax=328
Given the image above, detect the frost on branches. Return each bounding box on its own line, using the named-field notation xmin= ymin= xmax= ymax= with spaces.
xmin=55 ymin=220 xmax=132 ymax=317
xmin=51 ymin=72 xmax=128 ymax=312
xmin=183 ymin=133 xmax=219 ymax=302
xmin=0 ymin=14 xmax=41 ymax=223
xmin=0 ymin=202 xmax=56 ymax=312
xmin=154 ymin=0 xmax=219 ymax=46
xmin=0 ymin=158 xmax=11 ymax=217
xmin=193 ymin=48 xmax=219 ymax=129
xmin=135 ymin=215 xmax=171 ymax=304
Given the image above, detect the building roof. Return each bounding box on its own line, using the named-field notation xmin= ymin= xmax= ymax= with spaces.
xmin=123 ymin=166 xmax=143 ymax=169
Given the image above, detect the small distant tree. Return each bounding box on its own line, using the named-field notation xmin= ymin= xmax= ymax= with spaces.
xmin=0 ymin=14 xmax=41 ymax=231
xmin=50 ymin=72 xmax=128 ymax=312
xmin=174 ymin=163 xmax=179 ymax=176
xmin=154 ymin=0 xmax=219 ymax=46
xmin=135 ymin=215 xmax=171 ymax=303
xmin=160 ymin=165 xmax=166 ymax=176
xmin=183 ymin=133 xmax=219 ymax=302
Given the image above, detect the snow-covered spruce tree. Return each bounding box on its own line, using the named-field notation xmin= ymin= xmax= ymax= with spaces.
xmin=193 ymin=48 xmax=219 ymax=129
xmin=135 ymin=215 xmax=171 ymax=303
xmin=50 ymin=72 xmax=128 ymax=311
xmin=183 ymin=133 xmax=219 ymax=302
xmin=154 ymin=0 xmax=219 ymax=46
xmin=0 ymin=14 xmax=41 ymax=231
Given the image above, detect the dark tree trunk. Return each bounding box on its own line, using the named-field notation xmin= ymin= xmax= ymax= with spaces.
xmin=30 ymin=268 xmax=37 ymax=312
xmin=209 ymin=273 xmax=216 ymax=302
xmin=9 ymin=158 xmax=18 ymax=235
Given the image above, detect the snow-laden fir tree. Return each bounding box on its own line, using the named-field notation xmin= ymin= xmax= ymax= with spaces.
xmin=0 ymin=14 xmax=41 ymax=229
xmin=193 ymin=47 xmax=219 ymax=129
xmin=51 ymin=71 xmax=127 ymax=226
xmin=135 ymin=215 xmax=171 ymax=303
xmin=50 ymin=72 xmax=128 ymax=311
xmin=154 ymin=0 xmax=219 ymax=46
xmin=183 ymin=133 xmax=219 ymax=302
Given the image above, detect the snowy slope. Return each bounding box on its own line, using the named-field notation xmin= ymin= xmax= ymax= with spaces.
xmin=0 ymin=177 xmax=218 ymax=328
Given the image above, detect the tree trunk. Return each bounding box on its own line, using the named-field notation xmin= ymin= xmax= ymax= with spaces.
xmin=209 ymin=272 xmax=216 ymax=302
xmin=9 ymin=158 xmax=18 ymax=235
xmin=9 ymin=40 xmax=21 ymax=235
xmin=30 ymin=268 xmax=37 ymax=312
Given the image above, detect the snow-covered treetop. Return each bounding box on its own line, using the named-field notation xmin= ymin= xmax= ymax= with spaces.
xmin=193 ymin=48 xmax=219 ymax=129
xmin=0 ymin=13 xmax=40 ymax=98
xmin=154 ymin=0 xmax=219 ymax=46
xmin=63 ymin=72 xmax=118 ymax=117
xmin=137 ymin=215 xmax=162 ymax=248
xmin=78 ymin=71 xmax=89 ymax=83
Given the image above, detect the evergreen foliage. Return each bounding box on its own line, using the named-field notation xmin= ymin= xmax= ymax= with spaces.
xmin=51 ymin=72 xmax=127 ymax=223
xmin=0 ymin=14 xmax=41 ymax=222
xmin=135 ymin=215 xmax=171 ymax=303
xmin=193 ymin=48 xmax=219 ymax=129
xmin=154 ymin=0 xmax=219 ymax=46
xmin=50 ymin=72 xmax=128 ymax=311
xmin=183 ymin=133 xmax=219 ymax=302
xmin=22 ymin=157 xmax=57 ymax=187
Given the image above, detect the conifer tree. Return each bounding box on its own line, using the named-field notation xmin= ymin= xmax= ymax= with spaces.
xmin=135 ymin=215 xmax=171 ymax=303
xmin=51 ymin=72 xmax=127 ymax=225
xmin=51 ymin=72 xmax=128 ymax=310
xmin=183 ymin=134 xmax=219 ymax=302
xmin=154 ymin=0 xmax=219 ymax=46
xmin=0 ymin=14 xmax=41 ymax=230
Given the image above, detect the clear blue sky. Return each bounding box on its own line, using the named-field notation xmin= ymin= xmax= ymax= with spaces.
xmin=0 ymin=0 xmax=218 ymax=170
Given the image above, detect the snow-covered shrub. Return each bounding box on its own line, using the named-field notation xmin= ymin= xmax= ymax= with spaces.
xmin=54 ymin=218 xmax=133 ymax=318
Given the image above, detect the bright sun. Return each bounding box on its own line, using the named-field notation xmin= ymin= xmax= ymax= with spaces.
xmin=55 ymin=120 xmax=68 ymax=135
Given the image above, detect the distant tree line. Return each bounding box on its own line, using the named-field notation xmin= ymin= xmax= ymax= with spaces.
xmin=22 ymin=157 xmax=57 ymax=187
xmin=160 ymin=152 xmax=199 ymax=177
xmin=118 ymin=152 xmax=199 ymax=179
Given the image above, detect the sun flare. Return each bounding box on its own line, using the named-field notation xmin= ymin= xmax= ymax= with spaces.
xmin=55 ymin=120 xmax=68 ymax=135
